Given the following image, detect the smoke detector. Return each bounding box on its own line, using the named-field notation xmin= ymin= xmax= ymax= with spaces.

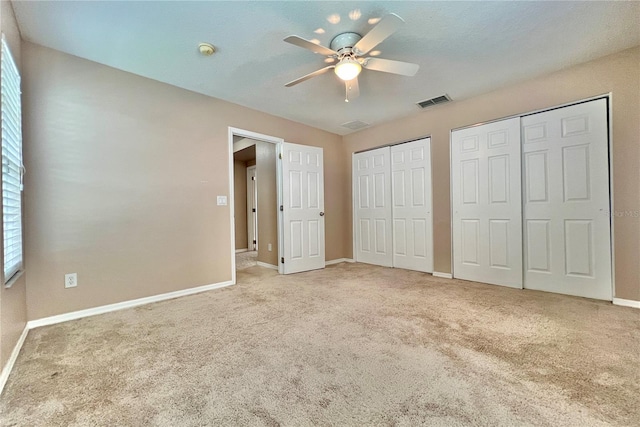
xmin=198 ymin=43 xmax=216 ymax=56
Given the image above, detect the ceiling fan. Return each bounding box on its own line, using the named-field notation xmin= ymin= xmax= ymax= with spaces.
xmin=284 ymin=13 xmax=419 ymax=102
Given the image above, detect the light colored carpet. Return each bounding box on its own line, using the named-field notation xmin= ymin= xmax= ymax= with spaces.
xmin=1 ymin=263 xmax=638 ymax=426
xmin=236 ymin=250 xmax=257 ymax=271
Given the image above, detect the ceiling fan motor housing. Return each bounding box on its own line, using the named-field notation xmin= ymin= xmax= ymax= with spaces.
xmin=330 ymin=32 xmax=362 ymax=56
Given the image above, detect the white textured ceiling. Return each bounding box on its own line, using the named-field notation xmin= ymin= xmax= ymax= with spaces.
xmin=12 ymin=1 xmax=640 ymax=135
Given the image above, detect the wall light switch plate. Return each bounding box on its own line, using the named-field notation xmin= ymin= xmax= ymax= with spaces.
xmin=216 ymin=196 xmax=227 ymax=206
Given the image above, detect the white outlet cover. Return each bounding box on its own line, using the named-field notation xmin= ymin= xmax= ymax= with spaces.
xmin=217 ymin=195 xmax=227 ymax=206
xmin=65 ymin=273 xmax=77 ymax=288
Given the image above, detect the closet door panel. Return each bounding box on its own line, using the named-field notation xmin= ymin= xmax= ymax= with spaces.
xmin=353 ymin=147 xmax=393 ymax=267
xmin=522 ymin=98 xmax=611 ymax=300
xmin=452 ymin=118 xmax=523 ymax=288
xmin=391 ymin=138 xmax=433 ymax=273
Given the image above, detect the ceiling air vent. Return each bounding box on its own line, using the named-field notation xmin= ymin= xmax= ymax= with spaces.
xmin=417 ymin=94 xmax=451 ymax=109
xmin=341 ymin=120 xmax=370 ymax=130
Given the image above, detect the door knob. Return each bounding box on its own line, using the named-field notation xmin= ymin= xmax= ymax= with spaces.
xmin=320 ymin=212 xmax=325 ymax=216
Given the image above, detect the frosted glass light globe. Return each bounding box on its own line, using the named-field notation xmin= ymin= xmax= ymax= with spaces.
xmin=335 ymin=58 xmax=362 ymax=81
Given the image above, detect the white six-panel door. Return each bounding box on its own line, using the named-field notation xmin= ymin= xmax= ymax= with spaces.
xmin=282 ymin=142 xmax=325 ymax=274
xmin=391 ymin=139 xmax=433 ymax=272
xmin=353 ymin=147 xmax=393 ymax=267
xmin=451 ymin=117 xmax=523 ymax=288
xmin=522 ymin=98 xmax=611 ymax=300
xmin=246 ymin=165 xmax=257 ymax=251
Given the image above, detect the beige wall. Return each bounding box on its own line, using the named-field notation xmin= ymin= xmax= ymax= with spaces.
xmin=233 ymin=160 xmax=247 ymax=250
xmin=343 ymin=46 xmax=640 ymax=301
xmin=17 ymin=36 xmax=639 ymax=326
xmin=256 ymin=142 xmax=278 ymax=266
xmin=0 ymin=0 xmax=27 ymax=370
xmin=22 ymin=42 xmax=348 ymax=320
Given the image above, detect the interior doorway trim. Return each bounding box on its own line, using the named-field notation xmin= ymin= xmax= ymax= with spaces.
xmin=228 ymin=127 xmax=284 ymax=284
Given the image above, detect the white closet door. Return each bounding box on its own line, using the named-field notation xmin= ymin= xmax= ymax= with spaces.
xmin=353 ymin=147 xmax=393 ymax=267
xmin=391 ymin=138 xmax=433 ymax=272
xmin=282 ymin=142 xmax=325 ymax=274
xmin=522 ymin=98 xmax=611 ymax=300
xmin=452 ymin=117 xmax=523 ymax=288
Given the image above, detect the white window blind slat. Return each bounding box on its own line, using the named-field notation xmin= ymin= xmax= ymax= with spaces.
xmin=3 ymin=182 xmax=20 ymax=190
xmin=2 ymin=123 xmax=20 ymax=141
xmin=1 ymin=37 xmax=23 ymax=282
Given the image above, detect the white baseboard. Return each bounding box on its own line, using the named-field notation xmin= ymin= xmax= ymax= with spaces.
xmin=235 ymin=248 xmax=248 ymax=253
xmin=0 ymin=325 xmax=28 ymax=396
xmin=325 ymin=258 xmax=355 ymax=266
xmin=256 ymin=261 xmax=278 ymax=270
xmin=27 ymin=280 xmax=234 ymax=330
xmin=433 ymin=271 xmax=453 ymax=279
xmin=613 ymin=298 xmax=640 ymax=309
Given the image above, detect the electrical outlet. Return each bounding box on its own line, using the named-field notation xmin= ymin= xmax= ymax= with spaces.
xmin=65 ymin=273 xmax=77 ymax=288
xmin=268 ymin=243 xmax=272 ymax=252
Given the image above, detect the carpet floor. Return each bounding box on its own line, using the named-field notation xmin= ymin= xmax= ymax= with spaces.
xmin=1 ymin=262 xmax=638 ymax=426
xmin=236 ymin=251 xmax=258 ymax=271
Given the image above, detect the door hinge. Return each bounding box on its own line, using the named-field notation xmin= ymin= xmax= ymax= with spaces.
xmin=253 ymin=240 xmax=256 ymax=244
xmin=252 ymin=208 xmax=256 ymax=212
xmin=280 ymin=205 xmax=283 ymax=211
xmin=279 ymin=152 xmax=282 ymax=160
xmin=251 ymin=176 xmax=255 ymax=181
xmin=281 ymin=257 xmax=284 ymax=264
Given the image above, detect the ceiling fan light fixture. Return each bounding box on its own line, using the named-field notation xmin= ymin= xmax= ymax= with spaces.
xmin=334 ymin=58 xmax=361 ymax=81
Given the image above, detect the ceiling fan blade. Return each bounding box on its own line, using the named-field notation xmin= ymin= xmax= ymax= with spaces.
xmin=284 ymin=35 xmax=337 ymax=56
xmin=346 ymin=77 xmax=359 ymax=100
xmin=353 ymin=13 xmax=405 ymax=55
xmin=285 ymin=66 xmax=335 ymax=87
xmin=362 ymin=57 xmax=419 ymax=76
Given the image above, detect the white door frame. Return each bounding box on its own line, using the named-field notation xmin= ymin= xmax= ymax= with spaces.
xmin=228 ymin=127 xmax=284 ymax=283
xmin=246 ymin=165 xmax=257 ymax=251
xmin=448 ymin=93 xmax=615 ymax=299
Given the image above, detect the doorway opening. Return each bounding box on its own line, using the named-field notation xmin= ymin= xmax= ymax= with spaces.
xmin=228 ymin=128 xmax=327 ymax=282
xmin=229 ymin=128 xmax=284 ymax=283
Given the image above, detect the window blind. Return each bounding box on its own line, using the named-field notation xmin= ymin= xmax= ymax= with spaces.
xmin=1 ymin=37 xmax=23 ymax=282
